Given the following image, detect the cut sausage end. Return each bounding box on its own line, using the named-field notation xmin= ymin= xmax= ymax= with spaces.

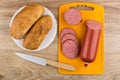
xmin=86 ymin=20 xmax=102 ymax=30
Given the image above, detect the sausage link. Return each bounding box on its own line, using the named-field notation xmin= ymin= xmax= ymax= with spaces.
xmin=80 ymin=20 xmax=102 ymax=67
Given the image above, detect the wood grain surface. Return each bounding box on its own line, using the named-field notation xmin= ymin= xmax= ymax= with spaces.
xmin=0 ymin=0 xmax=120 ymax=80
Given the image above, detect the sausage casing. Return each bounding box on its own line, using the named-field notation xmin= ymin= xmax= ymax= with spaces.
xmin=80 ymin=20 xmax=102 ymax=64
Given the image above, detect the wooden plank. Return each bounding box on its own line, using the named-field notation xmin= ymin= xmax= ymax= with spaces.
xmin=0 ymin=0 xmax=120 ymax=80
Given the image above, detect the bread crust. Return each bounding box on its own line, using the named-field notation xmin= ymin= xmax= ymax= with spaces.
xmin=10 ymin=4 xmax=45 ymax=39
xmin=22 ymin=15 xmax=52 ymax=50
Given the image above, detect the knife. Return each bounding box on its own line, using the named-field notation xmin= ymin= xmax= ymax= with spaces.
xmin=15 ymin=52 xmax=75 ymax=71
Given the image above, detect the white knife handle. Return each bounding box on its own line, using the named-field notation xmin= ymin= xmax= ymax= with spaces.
xmin=46 ymin=60 xmax=75 ymax=71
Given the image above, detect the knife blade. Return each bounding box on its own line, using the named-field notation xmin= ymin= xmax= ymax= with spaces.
xmin=16 ymin=52 xmax=75 ymax=71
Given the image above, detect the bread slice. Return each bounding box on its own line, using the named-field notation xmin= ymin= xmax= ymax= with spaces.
xmin=10 ymin=4 xmax=45 ymax=39
xmin=22 ymin=15 xmax=52 ymax=50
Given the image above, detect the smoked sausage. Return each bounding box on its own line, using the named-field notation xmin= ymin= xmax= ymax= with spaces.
xmin=64 ymin=8 xmax=82 ymax=25
xmin=60 ymin=28 xmax=76 ymax=39
xmin=61 ymin=33 xmax=77 ymax=43
xmin=62 ymin=40 xmax=78 ymax=59
xmin=80 ymin=20 xmax=102 ymax=67
xmin=60 ymin=28 xmax=79 ymax=59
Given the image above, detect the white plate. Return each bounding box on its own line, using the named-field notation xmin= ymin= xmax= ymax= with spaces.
xmin=10 ymin=6 xmax=57 ymax=51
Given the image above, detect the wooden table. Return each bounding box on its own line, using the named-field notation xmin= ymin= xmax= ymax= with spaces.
xmin=0 ymin=0 xmax=120 ymax=80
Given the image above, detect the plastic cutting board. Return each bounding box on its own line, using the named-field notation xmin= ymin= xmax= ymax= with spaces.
xmin=58 ymin=2 xmax=104 ymax=74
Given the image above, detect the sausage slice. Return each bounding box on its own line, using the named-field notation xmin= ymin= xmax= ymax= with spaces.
xmin=61 ymin=33 xmax=77 ymax=44
xmin=60 ymin=28 xmax=76 ymax=39
xmin=64 ymin=8 xmax=82 ymax=25
xmin=62 ymin=40 xmax=78 ymax=59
